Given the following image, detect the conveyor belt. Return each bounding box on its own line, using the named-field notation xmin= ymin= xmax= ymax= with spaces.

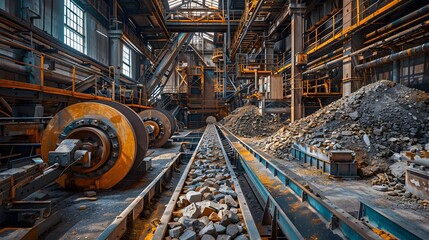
xmin=153 ymin=124 xmax=260 ymax=239
xmin=217 ymin=124 xmax=426 ymax=240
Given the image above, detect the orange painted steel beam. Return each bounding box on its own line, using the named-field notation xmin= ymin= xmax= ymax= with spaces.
xmin=0 ymin=79 xmax=151 ymax=109
xmin=306 ymin=0 xmax=401 ymax=55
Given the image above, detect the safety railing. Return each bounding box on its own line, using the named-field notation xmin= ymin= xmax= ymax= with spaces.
xmin=274 ymin=0 xmax=403 ymax=74
xmin=302 ymin=78 xmax=342 ymax=96
xmin=306 ymin=0 xmax=402 ymax=54
xmin=0 ymin=41 xmax=147 ymax=107
xmin=283 ymin=72 xmax=292 ymax=97
xmin=304 ymin=8 xmax=343 ymax=51
xmin=165 ymin=9 xmax=243 ymax=22
xmin=161 ymin=86 xmax=187 ymax=94
xmin=275 ymin=51 xmax=291 ymax=73
xmin=212 ymin=48 xmax=223 ymax=61
xmin=186 ymin=99 xmax=221 ymax=109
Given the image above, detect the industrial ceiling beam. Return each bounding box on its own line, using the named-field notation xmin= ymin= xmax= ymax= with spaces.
xmin=125 ymin=8 xmax=151 ymax=15
xmin=150 ymin=0 xmax=171 ymax=38
xmin=268 ymin=4 xmax=290 ymax=37
xmin=189 ymin=45 xmax=209 ymax=67
xmin=136 ymin=27 xmax=162 ymax=33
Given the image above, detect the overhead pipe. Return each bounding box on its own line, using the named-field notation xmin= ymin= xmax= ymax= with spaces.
xmin=366 ymin=4 xmax=429 ymax=39
xmin=355 ymin=42 xmax=429 ymax=71
xmin=0 ymin=59 xmax=84 ymax=85
xmin=303 ymin=21 xmax=429 ymax=74
xmin=0 ymin=59 xmax=30 ymax=74
xmin=306 ymin=48 xmax=343 ymax=67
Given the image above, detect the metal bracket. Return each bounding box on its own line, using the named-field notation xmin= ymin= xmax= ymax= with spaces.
xmin=330 ymin=215 xmax=339 ymax=230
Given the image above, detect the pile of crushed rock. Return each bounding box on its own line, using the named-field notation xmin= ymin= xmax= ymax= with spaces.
xmin=258 ymin=80 xmax=429 ymax=177
xmin=220 ymin=105 xmax=285 ymax=138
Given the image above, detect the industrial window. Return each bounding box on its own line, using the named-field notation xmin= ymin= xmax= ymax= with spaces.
xmin=168 ymin=0 xmax=218 ymax=9
xmin=122 ymin=45 xmax=132 ymax=77
xmin=64 ymin=0 xmax=85 ymax=53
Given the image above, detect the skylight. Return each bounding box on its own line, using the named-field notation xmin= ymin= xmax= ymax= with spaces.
xmin=168 ymin=0 xmax=219 ymax=10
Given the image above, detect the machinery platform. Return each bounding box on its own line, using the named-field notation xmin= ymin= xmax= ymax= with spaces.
xmin=35 ymin=142 xmax=184 ymax=240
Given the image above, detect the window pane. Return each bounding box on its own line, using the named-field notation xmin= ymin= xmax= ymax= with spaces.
xmin=122 ymin=45 xmax=132 ymax=77
xmin=64 ymin=0 xmax=84 ymax=53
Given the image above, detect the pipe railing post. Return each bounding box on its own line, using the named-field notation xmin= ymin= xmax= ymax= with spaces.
xmin=94 ymin=76 xmax=97 ymax=97
xmin=40 ymin=54 xmax=44 ymax=89
xmin=356 ymin=0 xmax=360 ymax=24
xmin=72 ymin=66 xmax=76 ymax=96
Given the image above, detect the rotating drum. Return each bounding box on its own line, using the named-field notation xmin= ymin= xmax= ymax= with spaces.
xmin=91 ymin=100 xmax=149 ymax=175
xmin=138 ymin=109 xmax=174 ymax=148
xmin=159 ymin=109 xmax=178 ymax=133
xmin=41 ymin=102 xmax=147 ymax=189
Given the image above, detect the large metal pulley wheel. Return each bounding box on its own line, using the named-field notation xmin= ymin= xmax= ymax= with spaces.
xmin=159 ymin=108 xmax=178 ymax=133
xmin=138 ymin=109 xmax=174 ymax=148
xmin=41 ymin=101 xmax=149 ymax=190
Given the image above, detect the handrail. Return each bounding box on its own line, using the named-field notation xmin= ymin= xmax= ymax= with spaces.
xmin=274 ymin=0 xmax=403 ymax=73
xmin=230 ymin=0 xmax=264 ymax=58
xmin=165 ymin=9 xmax=242 ymax=22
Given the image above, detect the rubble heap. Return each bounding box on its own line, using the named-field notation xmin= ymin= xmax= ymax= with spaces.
xmin=258 ymin=80 xmax=429 ymax=177
xmin=166 ymin=128 xmax=248 ymax=240
xmin=220 ymin=105 xmax=284 ymax=138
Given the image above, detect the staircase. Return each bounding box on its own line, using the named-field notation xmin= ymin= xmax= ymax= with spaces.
xmin=142 ymin=32 xmax=194 ymax=105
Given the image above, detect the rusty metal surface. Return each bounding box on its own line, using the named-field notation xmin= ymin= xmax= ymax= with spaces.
xmin=292 ymin=142 xmax=357 ymax=177
xmin=38 ymin=143 xmax=183 ymax=240
xmin=230 ymin=141 xmax=341 ymax=239
xmin=139 ymin=109 xmax=173 ymax=148
xmin=41 ymin=102 xmax=137 ymax=190
xmin=92 ymin=100 xmax=149 ymax=175
xmin=219 ymin=125 xmax=380 ymax=240
xmin=158 ymin=108 xmax=178 ymax=133
xmin=405 ymin=167 xmax=429 ymax=200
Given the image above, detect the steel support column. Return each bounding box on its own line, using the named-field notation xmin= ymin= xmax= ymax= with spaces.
xmin=227 ymin=0 xmax=231 ymax=50
xmin=290 ymin=3 xmax=305 ymax=122
xmin=265 ymin=41 xmax=275 ymax=71
xmin=223 ymin=34 xmax=227 ymax=99
xmin=109 ymin=30 xmax=123 ymax=100
xmin=342 ymin=0 xmax=362 ymax=96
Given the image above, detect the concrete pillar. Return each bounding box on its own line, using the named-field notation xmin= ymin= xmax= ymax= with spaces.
xmin=264 ymin=41 xmax=275 ymax=71
xmin=109 ymin=30 xmax=122 ymax=100
xmin=342 ymin=0 xmax=362 ymax=96
xmin=290 ymin=3 xmax=305 ymax=122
